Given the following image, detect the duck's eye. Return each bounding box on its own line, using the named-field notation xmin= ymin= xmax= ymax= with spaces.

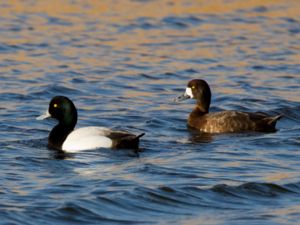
xmin=191 ymin=86 xmax=195 ymax=89
xmin=53 ymin=103 xmax=58 ymax=108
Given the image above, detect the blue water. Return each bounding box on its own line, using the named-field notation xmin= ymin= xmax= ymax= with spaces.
xmin=1 ymin=1 xmax=300 ymax=224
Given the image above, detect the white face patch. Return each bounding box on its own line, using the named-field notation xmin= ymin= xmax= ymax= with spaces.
xmin=185 ymin=87 xmax=194 ymax=99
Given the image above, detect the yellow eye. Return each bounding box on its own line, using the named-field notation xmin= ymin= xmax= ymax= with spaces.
xmin=191 ymin=86 xmax=195 ymax=89
xmin=53 ymin=103 xmax=58 ymax=108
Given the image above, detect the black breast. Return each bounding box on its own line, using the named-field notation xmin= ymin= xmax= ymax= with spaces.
xmin=48 ymin=125 xmax=73 ymax=150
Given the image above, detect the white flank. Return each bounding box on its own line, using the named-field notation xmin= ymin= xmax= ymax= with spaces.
xmin=62 ymin=126 xmax=113 ymax=153
xmin=185 ymin=87 xmax=194 ymax=98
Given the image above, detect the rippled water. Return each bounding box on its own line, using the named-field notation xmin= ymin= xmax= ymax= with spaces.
xmin=1 ymin=0 xmax=300 ymax=224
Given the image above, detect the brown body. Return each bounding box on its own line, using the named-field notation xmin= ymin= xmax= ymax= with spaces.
xmin=176 ymin=79 xmax=282 ymax=134
xmin=188 ymin=108 xmax=281 ymax=133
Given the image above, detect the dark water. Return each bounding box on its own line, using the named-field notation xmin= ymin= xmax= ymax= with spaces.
xmin=1 ymin=1 xmax=300 ymax=224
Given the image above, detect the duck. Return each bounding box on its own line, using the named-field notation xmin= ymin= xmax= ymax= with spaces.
xmin=175 ymin=79 xmax=282 ymax=133
xmin=37 ymin=96 xmax=144 ymax=153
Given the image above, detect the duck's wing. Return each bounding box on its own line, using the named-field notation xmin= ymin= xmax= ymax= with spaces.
xmin=201 ymin=111 xmax=282 ymax=133
xmin=205 ymin=111 xmax=254 ymax=132
xmin=246 ymin=112 xmax=282 ymax=131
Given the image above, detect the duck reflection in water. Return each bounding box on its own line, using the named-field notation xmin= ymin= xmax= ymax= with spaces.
xmin=188 ymin=128 xmax=214 ymax=143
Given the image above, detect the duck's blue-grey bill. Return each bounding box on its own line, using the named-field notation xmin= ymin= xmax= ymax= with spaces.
xmin=36 ymin=111 xmax=51 ymax=120
xmin=174 ymin=94 xmax=190 ymax=102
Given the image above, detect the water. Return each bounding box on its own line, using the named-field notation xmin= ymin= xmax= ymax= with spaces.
xmin=1 ymin=0 xmax=300 ymax=224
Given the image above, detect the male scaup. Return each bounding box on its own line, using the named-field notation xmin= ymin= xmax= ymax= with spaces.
xmin=37 ymin=96 xmax=144 ymax=152
xmin=175 ymin=79 xmax=282 ymax=133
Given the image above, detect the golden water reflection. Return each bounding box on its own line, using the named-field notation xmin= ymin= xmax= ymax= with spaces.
xmin=1 ymin=0 xmax=300 ymax=85
xmin=2 ymin=0 xmax=299 ymax=18
xmin=1 ymin=0 xmax=299 ymax=114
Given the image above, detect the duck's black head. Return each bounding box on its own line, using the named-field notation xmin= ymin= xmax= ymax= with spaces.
xmin=50 ymin=96 xmax=77 ymax=125
xmin=175 ymin=79 xmax=211 ymax=113
xmin=38 ymin=96 xmax=78 ymax=129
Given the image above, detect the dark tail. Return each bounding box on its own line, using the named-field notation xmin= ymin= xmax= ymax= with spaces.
xmin=266 ymin=114 xmax=283 ymax=126
xmin=131 ymin=133 xmax=145 ymax=149
xmin=135 ymin=133 xmax=145 ymax=140
xmin=260 ymin=114 xmax=282 ymax=132
xmin=114 ymin=133 xmax=145 ymax=149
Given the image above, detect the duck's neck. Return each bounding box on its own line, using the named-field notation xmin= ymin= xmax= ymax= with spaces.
xmin=195 ymin=99 xmax=210 ymax=113
xmin=190 ymin=105 xmax=209 ymax=117
xmin=48 ymin=119 xmax=76 ymax=150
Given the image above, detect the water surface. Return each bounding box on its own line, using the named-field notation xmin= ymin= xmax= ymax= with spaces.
xmin=1 ymin=0 xmax=300 ymax=224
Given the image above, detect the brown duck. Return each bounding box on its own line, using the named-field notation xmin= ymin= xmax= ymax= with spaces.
xmin=175 ymin=79 xmax=282 ymax=133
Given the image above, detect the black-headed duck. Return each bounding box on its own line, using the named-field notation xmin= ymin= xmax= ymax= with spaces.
xmin=37 ymin=96 xmax=144 ymax=152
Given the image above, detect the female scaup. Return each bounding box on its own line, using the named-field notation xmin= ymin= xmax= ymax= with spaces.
xmin=37 ymin=96 xmax=144 ymax=152
xmin=175 ymin=79 xmax=282 ymax=133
